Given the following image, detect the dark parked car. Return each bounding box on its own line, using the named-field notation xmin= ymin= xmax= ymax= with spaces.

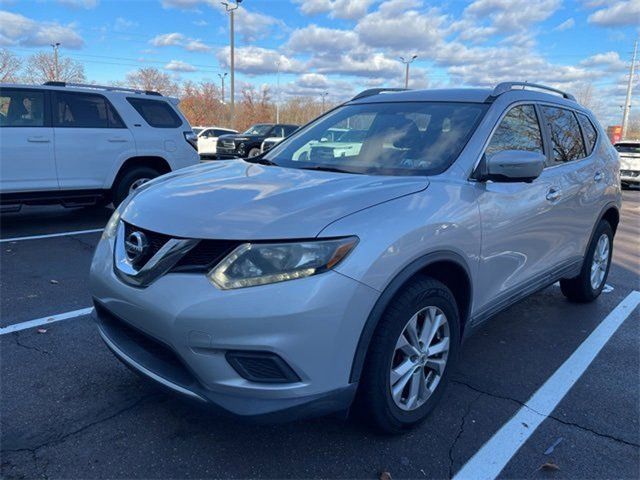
xmin=216 ymin=123 xmax=298 ymax=158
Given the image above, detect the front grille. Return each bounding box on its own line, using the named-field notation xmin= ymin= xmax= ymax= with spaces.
xmin=621 ymin=170 xmax=639 ymax=177
xmin=226 ymin=351 xmax=301 ymax=383
xmin=123 ymin=222 xmax=172 ymax=269
xmin=123 ymin=221 xmax=240 ymax=273
xmin=220 ymin=140 xmax=236 ymax=149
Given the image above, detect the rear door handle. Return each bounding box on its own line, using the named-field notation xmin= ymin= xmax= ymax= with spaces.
xmin=107 ymin=137 xmax=128 ymax=143
xmin=546 ymin=188 xmax=561 ymax=202
xmin=594 ymin=171 xmax=603 ymax=182
xmin=27 ymin=136 xmax=50 ymax=143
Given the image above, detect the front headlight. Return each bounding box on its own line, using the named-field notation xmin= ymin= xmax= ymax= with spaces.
xmin=101 ymin=205 xmax=123 ymax=240
xmin=208 ymin=237 xmax=358 ymax=289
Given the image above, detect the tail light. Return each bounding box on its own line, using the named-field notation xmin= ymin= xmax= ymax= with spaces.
xmin=184 ymin=131 xmax=198 ymax=150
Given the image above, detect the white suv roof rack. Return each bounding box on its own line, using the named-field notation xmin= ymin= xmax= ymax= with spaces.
xmin=42 ymin=81 xmax=162 ymax=96
xmin=491 ymin=82 xmax=576 ymax=101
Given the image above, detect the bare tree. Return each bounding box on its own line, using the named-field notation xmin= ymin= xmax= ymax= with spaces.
xmin=124 ymin=68 xmax=179 ymax=97
xmin=23 ymin=51 xmax=85 ymax=84
xmin=179 ymin=80 xmax=229 ymax=127
xmin=235 ymin=86 xmax=273 ymax=131
xmin=573 ymin=81 xmax=605 ymax=120
xmin=0 ymin=49 xmax=22 ymax=82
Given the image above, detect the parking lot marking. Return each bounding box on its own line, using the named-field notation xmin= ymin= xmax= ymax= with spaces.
xmin=0 ymin=307 xmax=94 ymax=335
xmin=454 ymin=290 xmax=640 ymax=480
xmin=0 ymin=228 xmax=103 ymax=243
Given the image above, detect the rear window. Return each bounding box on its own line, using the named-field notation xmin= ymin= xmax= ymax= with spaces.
xmin=127 ymin=98 xmax=182 ymax=128
xmin=541 ymin=106 xmax=586 ymax=165
xmin=54 ymin=92 xmax=124 ymax=128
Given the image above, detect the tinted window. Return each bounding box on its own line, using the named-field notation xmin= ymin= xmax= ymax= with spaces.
xmin=541 ymin=106 xmax=586 ymax=164
xmin=615 ymin=143 xmax=640 ymax=154
xmin=0 ymin=89 xmax=45 ymax=127
xmin=485 ymin=105 xmax=543 ymax=159
xmin=244 ymin=124 xmax=273 ymax=136
xmin=127 ymin=98 xmax=182 ymax=128
xmin=214 ymin=129 xmax=231 ymax=137
xmin=54 ymin=92 xmax=124 ymax=128
xmin=283 ymin=125 xmax=298 ymax=135
xmin=264 ymin=102 xmax=488 ymax=176
xmin=577 ymin=113 xmax=597 ymax=155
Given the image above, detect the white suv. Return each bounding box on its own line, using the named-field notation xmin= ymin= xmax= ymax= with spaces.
xmin=0 ymin=82 xmax=199 ymax=211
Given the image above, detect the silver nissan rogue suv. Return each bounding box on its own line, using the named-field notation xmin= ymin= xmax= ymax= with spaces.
xmin=90 ymin=82 xmax=621 ymax=433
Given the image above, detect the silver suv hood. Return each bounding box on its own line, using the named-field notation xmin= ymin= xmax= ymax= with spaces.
xmin=121 ymin=161 xmax=428 ymax=239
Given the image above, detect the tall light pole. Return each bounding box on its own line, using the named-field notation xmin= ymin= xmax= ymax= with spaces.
xmin=217 ymin=72 xmax=228 ymax=103
xmin=221 ymin=0 xmax=242 ymax=127
xmin=621 ymin=39 xmax=638 ymax=140
xmin=399 ymin=55 xmax=417 ymax=89
xmin=51 ymin=42 xmax=61 ymax=81
xmin=321 ymin=91 xmax=328 ymax=112
xmin=275 ymin=60 xmax=281 ymax=123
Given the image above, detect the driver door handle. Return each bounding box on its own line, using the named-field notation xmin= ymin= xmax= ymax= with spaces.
xmin=27 ymin=136 xmax=50 ymax=143
xmin=546 ymin=188 xmax=561 ymax=202
xmin=594 ymin=171 xmax=603 ymax=182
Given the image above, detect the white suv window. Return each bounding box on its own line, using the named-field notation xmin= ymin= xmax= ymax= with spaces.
xmin=127 ymin=97 xmax=182 ymax=128
xmin=0 ymin=89 xmax=46 ymax=127
xmin=485 ymin=105 xmax=543 ymax=160
xmin=54 ymin=92 xmax=124 ymax=128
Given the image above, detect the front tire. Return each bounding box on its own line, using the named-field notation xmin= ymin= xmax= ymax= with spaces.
xmin=358 ymin=277 xmax=460 ymax=433
xmin=560 ymin=220 xmax=613 ymax=303
xmin=248 ymin=147 xmax=261 ymax=158
xmin=112 ymin=166 xmax=161 ymax=207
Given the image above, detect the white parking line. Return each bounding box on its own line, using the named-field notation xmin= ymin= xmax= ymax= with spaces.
xmin=0 ymin=228 xmax=103 ymax=243
xmin=0 ymin=307 xmax=94 ymax=335
xmin=454 ymin=290 xmax=640 ymax=480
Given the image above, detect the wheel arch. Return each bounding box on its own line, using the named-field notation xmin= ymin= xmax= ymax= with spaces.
xmin=109 ymin=156 xmax=172 ymax=191
xmin=349 ymin=251 xmax=473 ymax=384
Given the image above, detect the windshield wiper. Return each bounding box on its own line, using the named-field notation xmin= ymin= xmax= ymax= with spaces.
xmin=297 ymin=165 xmax=360 ymax=174
xmin=244 ymin=157 xmax=278 ymax=166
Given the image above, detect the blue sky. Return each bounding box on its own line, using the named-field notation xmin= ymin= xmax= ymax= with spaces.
xmin=1 ymin=0 xmax=638 ymax=124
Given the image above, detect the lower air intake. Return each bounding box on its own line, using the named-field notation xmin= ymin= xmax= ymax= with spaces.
xmin=226 ymin=351 xmax=301 ymax=383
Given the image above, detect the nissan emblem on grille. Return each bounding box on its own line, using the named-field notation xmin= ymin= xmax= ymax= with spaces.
xmin=125 ymin=231 xmax=149 ymax=262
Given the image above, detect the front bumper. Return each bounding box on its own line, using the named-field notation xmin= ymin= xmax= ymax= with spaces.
xmin=89 ymin=237 xmax=379 ymax=420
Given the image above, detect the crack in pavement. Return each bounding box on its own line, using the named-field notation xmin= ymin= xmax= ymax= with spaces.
xmin=451 ymin=379 xmax=640 ymax=449
xmin=12 ymin=331 xmax=50 ymax=355
xmin=1 ymin=394 xmax=157 ymax=473
xmin=448 ymin=392 xmax=483 ymax=479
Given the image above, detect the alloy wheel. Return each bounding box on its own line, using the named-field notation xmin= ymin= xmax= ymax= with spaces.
xmin=389 ymin=306 xmax=451 ymax=411
xmin=590 ymin=233 xmax=610 ymax=290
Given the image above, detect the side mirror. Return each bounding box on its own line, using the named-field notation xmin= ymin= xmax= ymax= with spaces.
xmin=479 ymin=150 xmax=545 ymax=183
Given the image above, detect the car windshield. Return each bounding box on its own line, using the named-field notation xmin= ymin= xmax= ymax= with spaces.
xmin=244 ymin=124 xmax=273 ymax=136
xmin=615 ymin=143 xmax=640 ymax=154
xmin=263 ymin=102 xmax=488 ymax=176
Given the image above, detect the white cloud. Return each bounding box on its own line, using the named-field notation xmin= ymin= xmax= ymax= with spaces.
xmin=580 ymin=51 xmax=627 ymax=72
xmin=0 ymin=10 xmax=84 ymax=48
xmin=297 ymin=73 xmax=330 ymax=89
xmin=165 ymin=59 xmax=198 ymax=72
xmin=150 ymin=32 xmax=212 ymax=52
xmin=114 ymin=17 xmax=138 ymax=32
xmin=216 ymin=46 xmax=304 ymax=74
xmin=230 ymin=6 xmax=285 ymax=42
xmin=587 ymin=1 xmax=640 ymax=27
xmin=463 ymin=0 xmax=561 ymax=31
xmin=554 ymin=18 xmax=575 ymax=31
xmin=293 ymin=0 xmax=375 ymax=20
xmin=57 ymin=0 xmax=98 ymax=8
xmin=286 ymin=25 xmax=358 ymax=54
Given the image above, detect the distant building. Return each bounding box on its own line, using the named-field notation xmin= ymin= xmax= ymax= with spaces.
xmin=607 ymin=125 xmax=622 ymax=144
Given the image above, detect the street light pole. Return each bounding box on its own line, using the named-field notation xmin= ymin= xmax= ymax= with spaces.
xmin=221 ymin=0 xmax=242 ymax=127
xmin=276 ymin=60 xmax=281 ymax=123
xmin=621 ymin=39 xmax=638 ymax=140
xmin=399 ymin=55 xmax=417 ymax=89
xmin=321 ymin=91 xmax=328 ymax=112
xmin=217 ymin=72 xmax=228 ymax=103
xmin=51 ymin=42 xmax=61 ymax=81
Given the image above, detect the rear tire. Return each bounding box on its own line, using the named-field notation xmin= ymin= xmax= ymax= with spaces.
xmin=112 ymin=166 xmax=161 ymax=207
xmin=357 ymin=276 xmax=460 ymax=434
xmin=560 ymin=220 xmax=613 ymax=303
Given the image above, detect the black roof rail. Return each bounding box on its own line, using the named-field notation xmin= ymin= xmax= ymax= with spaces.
xmin=351 ymin=88 xmax=408 ymax=101
xmin=490 ymin=82 xmax=576 ymax=101
xmin=42 ymin=81 xmax=162 ymax=96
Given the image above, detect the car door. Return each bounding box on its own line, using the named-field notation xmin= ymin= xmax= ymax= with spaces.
xmin=539 ymin=105 xmax=598 ymax=263
xmin=474 ymin=103 xmax=569 ymax=314
xmin=52 ymin=91 xmax=135 ymax=190
xmin=197 ymin=128 xmax=216 ymax=155
xmin=0 ymin=87 xmax=57 ymax=192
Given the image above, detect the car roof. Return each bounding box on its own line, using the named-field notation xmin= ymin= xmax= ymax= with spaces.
xmin=0 ymin=82 xmax=174 ymax=102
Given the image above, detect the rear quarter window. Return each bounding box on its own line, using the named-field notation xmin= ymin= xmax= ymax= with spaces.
xmin=577 ymin=112 xmax=598 ymax=155
xmin=127 ymin=98 xmax=183 ymax=128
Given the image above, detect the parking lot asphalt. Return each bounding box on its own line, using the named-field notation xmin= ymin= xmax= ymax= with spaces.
xmin=1 ymin=191 xmax=639 ymax=479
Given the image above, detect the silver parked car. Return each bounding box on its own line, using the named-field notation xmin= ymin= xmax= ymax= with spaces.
xmin=90 ymin=83 xmax=620 ymax=432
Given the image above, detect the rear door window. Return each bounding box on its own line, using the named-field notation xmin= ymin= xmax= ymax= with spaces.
xmin=541 ymin=106 xmax=586 ymax=165
xmin=485 ymin=104 xmax=544 ymax=159
xmin=0 ymin=89 xmax=46 ymax=127
xmin=53 ymin=92 xmax=124 ymax=128
xmin=576 ymin=112 xmax=598 ymax=155
xmin=127 ymin=98 xmax=182 ymax=128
